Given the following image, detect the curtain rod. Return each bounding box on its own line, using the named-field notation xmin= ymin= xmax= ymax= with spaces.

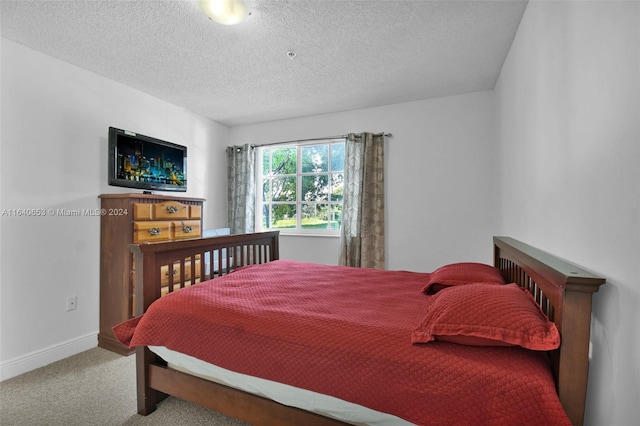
xmin=252 ymin=132 xmax=392 ymax=148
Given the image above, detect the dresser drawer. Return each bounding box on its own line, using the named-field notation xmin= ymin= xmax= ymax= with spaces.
xmin=189 ymin=205 xmax=202 ymax=219
xmin=133 ymin=203 xmax=153 ymax=220
xmin=172 ymin=220 xmax=201 ymax=240
xmin=160 ymin=258 xmax=202 ymax=286
xmin=133 ymin=221 xmax=171 ymax=243
xmin=160 ymin=258 xmax=202 ymax=296
xmin=153 ymin=201 xmax=190 ymax=220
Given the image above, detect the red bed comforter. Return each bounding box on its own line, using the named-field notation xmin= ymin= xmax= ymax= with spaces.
xmin=114 ymin=259 xmax=570 ymax=426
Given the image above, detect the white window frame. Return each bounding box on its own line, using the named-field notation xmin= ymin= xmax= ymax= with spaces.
xmin=256 ymin=139 xmax=345 ymax=237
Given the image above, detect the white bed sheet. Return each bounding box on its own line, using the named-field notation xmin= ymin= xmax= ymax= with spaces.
xmin=149 ymin=345 xmax=414 ymax=426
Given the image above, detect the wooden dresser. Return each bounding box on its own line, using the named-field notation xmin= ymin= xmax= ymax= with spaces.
xmin=98 ymin=193 xmax=205 ymax=355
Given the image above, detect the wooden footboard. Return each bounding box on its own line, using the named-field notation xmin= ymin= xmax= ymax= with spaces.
xmin=130 ymin=233 xmax=605 ymax=426
xmin=494 ymin=237 xmax=606 ymax=426
xmin=130 ymin=231 xmax=281 ymax=419
xmin=130 ymin=231 xmax=279 ymax=314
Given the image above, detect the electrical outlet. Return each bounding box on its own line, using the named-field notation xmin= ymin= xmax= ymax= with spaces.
xmin=66 ymin=295 xmax=77 ymax=311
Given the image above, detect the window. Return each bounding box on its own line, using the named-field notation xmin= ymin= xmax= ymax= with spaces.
xmin=258 ymin=139 xmax=345 ymax=234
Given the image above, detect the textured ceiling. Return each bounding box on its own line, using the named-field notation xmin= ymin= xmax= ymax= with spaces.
xmin=1 ymin=0 xmax=527 ymax=126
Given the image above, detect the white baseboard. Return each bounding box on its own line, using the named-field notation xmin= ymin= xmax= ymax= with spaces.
xmin=0 ymin=332 xmax=97 ymax=381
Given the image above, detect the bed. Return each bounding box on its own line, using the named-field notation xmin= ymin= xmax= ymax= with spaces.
xmin=115 ymin=231 xmax=606 ymax=426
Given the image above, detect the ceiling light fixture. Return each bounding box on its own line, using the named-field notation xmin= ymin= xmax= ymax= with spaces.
xmin=198 ymin=0 xmax=249 ymax=25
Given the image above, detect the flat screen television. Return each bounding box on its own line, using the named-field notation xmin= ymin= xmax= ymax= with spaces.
xmin=108 ymin=127 xmax=187 ymax=192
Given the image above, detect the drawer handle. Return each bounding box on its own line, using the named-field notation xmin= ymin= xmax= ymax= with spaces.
xmin=165 ymin=269 xmax=178 ymax=277
xmin=182 ymin=224 xmax=193 ymax=233
xmin=148 ymin=227 xmax=162 ymax=236
xmin=166 ymin=206 xmax=179 ymax=214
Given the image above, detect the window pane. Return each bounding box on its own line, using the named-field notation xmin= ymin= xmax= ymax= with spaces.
xmin=302 ymin=145 xmax=328 ymax=173
xmin=329 ymin=203 xmax=342 ymax=229
xmin=262 ymin=203 xmax=270 ymax=228
xmin=301 ymin=203 xmax=329 ymax=229
xmin=262 ymin=149 xmax=270 ymax=175
xmin=330 ymin=173 xmax=343 ymax=201
xmin=258 ymin=141 xmax=345 ymax=234
xmin=261 ymin=178 xmax=271 ymax=201
xmin=331 ymin=143 xmax=345 ymax=172
xmin=302 ymin=174 xmax=328 ymax=202
xmin=270 ymin=204 xmax=297 ymax=228
xmin=271 ymin=177 xmax=296 ymax=201
xmin=271 ymin=147 xmax=296 ymax=175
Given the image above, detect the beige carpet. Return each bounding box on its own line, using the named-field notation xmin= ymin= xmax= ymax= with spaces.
xmin=0 ymin=347 xmax=250 ymax=425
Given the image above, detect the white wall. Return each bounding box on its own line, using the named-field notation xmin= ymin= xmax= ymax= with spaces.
xmin=230 ymin=91 xmax=499 ymax=270
xmin=495 ymin=2 xmax=640 ymax=425
xmin=0 ymin=39 xmax=229 ymax=379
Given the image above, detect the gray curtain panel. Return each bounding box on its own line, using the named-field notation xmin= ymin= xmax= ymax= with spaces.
xmin=226 ymin=144 xmax=256 ymax=234
xmin=339 ymin=132 xmax=386 ymax=269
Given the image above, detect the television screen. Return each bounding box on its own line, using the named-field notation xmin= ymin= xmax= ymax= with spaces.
xmin=108 ymin=127 xmax=187 ymax=192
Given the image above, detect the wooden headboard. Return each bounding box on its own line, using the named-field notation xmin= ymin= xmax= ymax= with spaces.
xmin=493 ymin=236 xmax=606 ymax=426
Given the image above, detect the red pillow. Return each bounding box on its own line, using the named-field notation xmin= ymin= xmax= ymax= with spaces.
xmin=411 ymin=283 xmax=560 ymax=350
xmin=422 ymin=262 xmax=505 ymax=294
